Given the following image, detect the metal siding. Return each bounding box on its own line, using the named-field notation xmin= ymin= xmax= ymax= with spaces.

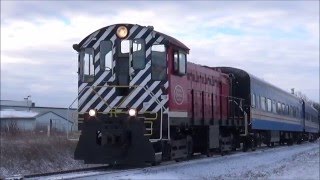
xmin=252 ymin=118 xmax=303 ymax=131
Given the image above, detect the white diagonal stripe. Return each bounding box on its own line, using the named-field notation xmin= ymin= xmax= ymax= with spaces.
xmin=141 ymin=81 xmax=168 ymax=112
xmin=94 ymin=51 xmax=101 ymax=75
xmin=81 ymin=30 xmax=100 ymax=48
xmin=141 ymin=89 xmax=162 ymax=113
xmin=94 ymin=66 xmax=100 ymax=76
xmin=135 ymin=28 xmax=148 ymax=39
xmin=152 ymin=98 xmax=168 ymax=113
xmin=80 ymin=74 xmax=114 ymax=112
xmin=95 ymin=87 xmax=116 ymax=111
xmin=146 ymin=48 xmax=151 ymax=57
xmin=129 ymin=25 xmax=138 ymax=36
xmin=93 ymin=25 xmax=115 ymax=49
xmin=164 ymin=81 xmax=169 ymax=88
xmin=145 ymin=34 xmax=152 ymax=44
xmin=78 ymin=83 xmax=88 ymax=93
xmin=129 ymin=63 xmax=151 ymax=86
xmin=120 ymin=74 xmax=151 ymax=108
xmin=104 ymin=96 xmax=123 ymax=113
xmin=78 ymin=71 xmax=109 ymax=107
xmin=110 ymin=34 xmax=116 ymax=43
xmin=95 ymin=52 xmax=100 ymax=63
xmin=157 ymin=36 xmax=164 ymax=43
xmin=131 ymin=81 xmax=160 ymax=108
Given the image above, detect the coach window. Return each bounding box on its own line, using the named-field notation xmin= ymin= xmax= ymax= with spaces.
xmin=151 ymin=44 xmax=166 ymax=80
xmin=251 ymin=94 xmax=256 ymax=108
xmin=272 ymin=100 xmax=277 ymax=113
xmin=260 ymin=96 xmax=266 ymax=111
xmin=277 ymin=102 xmax=282 ymax=114
xmin=256 ymin=95 xmax=260 ymax=109
xmin=132 ymin=39 xmax=146 ymax=70
xmin=100 ymin=41 xmax=113 ymax=71
xmin=81 ymin=48 xmax=94 ymax=82
xmin=267 ymin=98 xmax=272 ymax=112
xmin=281 ymin=103 xmax=286 ymax=114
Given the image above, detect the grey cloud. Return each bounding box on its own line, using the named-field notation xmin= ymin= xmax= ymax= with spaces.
xmin=1 ymin=1 xmax=319 ymax=106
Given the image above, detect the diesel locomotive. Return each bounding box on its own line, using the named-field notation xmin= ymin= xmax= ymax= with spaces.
xmin=72 ymin=23 xmax=319 ymax=165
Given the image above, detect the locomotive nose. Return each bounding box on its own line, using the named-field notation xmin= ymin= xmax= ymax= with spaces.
xmin=74 ymin=116 xmax=155 ymax=165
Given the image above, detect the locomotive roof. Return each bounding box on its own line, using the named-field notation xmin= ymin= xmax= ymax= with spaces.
xmin=76 ymin=23 xmax=189 ymax=52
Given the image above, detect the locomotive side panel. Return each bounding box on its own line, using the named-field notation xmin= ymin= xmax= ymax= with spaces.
xmin=220 ymin=74 xmax=230 ymax=122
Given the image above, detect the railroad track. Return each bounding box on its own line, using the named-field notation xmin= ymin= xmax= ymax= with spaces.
xmin=5 ymin=165 xmax=109 ymax=180
xmin=5 ymin=141 xmax=314 ymax=180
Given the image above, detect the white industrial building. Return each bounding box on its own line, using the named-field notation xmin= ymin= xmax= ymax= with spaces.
xmin=0 ymin=99 xmax=77 ymax=133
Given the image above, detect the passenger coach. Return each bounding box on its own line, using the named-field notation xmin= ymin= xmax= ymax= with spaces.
xmin=217 ymin=67 xmax=319 ymax=145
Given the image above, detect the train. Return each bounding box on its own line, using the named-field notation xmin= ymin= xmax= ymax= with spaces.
xmin=72 ymin=23 xmax=319 ymax=165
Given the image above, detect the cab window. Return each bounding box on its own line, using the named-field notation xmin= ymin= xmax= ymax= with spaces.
xmin=80 ymin=48 xmax=94 ymax=82
xmin=151 ymin=44 xmax=166 ymax=80
xmin=100 ymin=41 xmax=113 ymax=71
xmin=132 ymin=39 xmax=146 ymax=70
xmin=121 ymin=40 xmax=130 ymax=54
xmin=173 ymin=51 xmax=187 ymax=75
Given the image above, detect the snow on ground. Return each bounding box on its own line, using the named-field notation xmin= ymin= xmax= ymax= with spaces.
xmin=69 ymin=142 xmax=319 ymax=180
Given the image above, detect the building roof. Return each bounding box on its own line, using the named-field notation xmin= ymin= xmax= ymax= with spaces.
xmin=0 ymin=109 xmax=38 ymax=119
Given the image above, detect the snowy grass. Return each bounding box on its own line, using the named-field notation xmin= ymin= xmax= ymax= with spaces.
xmin=74 ymin=142 xmax=319 ymax=180
xmin=0 ymin=132 xmax=90 ymax=178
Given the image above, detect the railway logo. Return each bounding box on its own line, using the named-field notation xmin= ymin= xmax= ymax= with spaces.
xmin=174 ymin=85 xmax=184 ymax=105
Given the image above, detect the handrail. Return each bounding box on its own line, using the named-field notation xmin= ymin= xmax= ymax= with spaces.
xmin=229 ymin=99 xmax=248 ymax=136
xmin=66 ymin=84 xmax=168 ymax=140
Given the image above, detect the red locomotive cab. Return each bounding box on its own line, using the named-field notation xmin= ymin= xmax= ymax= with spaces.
xmin=167 ymin=46 xmax=190 ymax=124
xmin=168 ymin=50 xmax=232 ymax=127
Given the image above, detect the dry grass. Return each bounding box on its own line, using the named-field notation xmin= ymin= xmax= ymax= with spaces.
xmin=0 ymin=131 xmax=90 ymax=178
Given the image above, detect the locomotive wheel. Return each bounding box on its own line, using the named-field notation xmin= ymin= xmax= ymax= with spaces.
xmin=206 ymin=151 xmax=213 ymax=157
xmin=266 ymin=141 xmax=271 ymax=147
xmin=250 ymin=136 xmax=256 ymax=151
xmin=186 ymin=136 xmax=193 ymax=158
xmin=162 ymin=142 xmax=171 ymax=161
xmin=151 ymin=161 xmax=160 ymax=166
xmin=242 ymin=141 xmax=248 ymax=152
xmin=220 ymin=149 xmax=225 ymax=156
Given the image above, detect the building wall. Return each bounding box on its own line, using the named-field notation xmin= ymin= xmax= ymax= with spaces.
xmin=1 ymin=118 xmax=36 ymax=131
xmin=35 ymin=112 xmax=73 ymax=132
xmin=0 ymin=100 xmax=78 ymax=131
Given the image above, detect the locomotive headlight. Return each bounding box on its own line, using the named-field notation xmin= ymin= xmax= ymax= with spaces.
xmin=128 ymin=108 xmax=137 ymax=116
xmin=116 ymin=26 xmax=128 ymax=38
xmin=89 ymin=109 xmax=96 ymax=117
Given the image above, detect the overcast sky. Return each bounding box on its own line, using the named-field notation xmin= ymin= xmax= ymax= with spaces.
xmin=1 ymin=1 xmax=319 ymax=107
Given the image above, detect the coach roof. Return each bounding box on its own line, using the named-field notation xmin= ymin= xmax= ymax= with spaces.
xmin=75 ymin=23 xmax=189 ymax=52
